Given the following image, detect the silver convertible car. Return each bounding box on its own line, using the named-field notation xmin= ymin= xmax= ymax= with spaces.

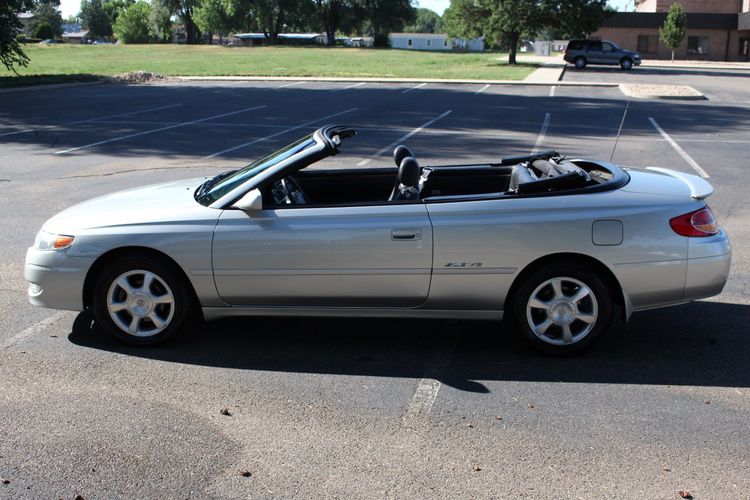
xmin=25 ymin=126 xmax=731 ymax=354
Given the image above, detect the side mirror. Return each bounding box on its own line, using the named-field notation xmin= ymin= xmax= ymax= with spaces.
xmin=233 ymin=189 xmax=263 ymax=212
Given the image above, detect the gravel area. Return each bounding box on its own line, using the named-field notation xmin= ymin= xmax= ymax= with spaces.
xmin=619 ymin=83 xmax=705 ymax=100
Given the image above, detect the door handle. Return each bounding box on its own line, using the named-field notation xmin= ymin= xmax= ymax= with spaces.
xmin=391 ymin=229 xmax=422 ymax=241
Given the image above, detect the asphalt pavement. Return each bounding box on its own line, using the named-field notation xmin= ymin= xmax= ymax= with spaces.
xmin=0 ymin=75 xmax=748 ymax=498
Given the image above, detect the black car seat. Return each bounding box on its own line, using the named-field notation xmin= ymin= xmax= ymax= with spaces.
xmin=389 ymin=157 xmax=422 ymax=201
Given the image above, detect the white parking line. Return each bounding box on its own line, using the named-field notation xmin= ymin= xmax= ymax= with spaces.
xmin=356 ymin=109 xmax=452 ymax=167
xmin=2 ymin=311 xmax=69 ymax=349
xmin=203 ymin=107 xmax=359 ymax=159
xmin=402 ymin=378 xmax=441 ymax=421
xmin=67 ymin=103 xmax=185 ymax=125
xmin=335 ymin=82 xmax=366 ymax=92
xmin=475 ymin=84 xmax=490 ymax=95
xmin=649 ymin=117 xmax=710 ymax=178
xmin=402 ymin=83 xmax=426 ymax=94
xmin=278 ymin=81 xmax=306 ymax=88
xmin=0 ymin=128 xmax=34 ymax=138
xmin=55 ymin=105 xmax=267 ymax=155
xmin=531 ymin=113 xmax=551 ymax=154
xmin=549 ymin=86 xmax=556 ymax=97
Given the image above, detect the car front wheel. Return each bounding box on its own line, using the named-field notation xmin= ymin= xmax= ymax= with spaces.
xmin=511 ymin=263 xmax=612 ymax=355
xmin=620 ymin=58 xmax=633 ymax=70
xmin=92 ymin=255 xmax=192 ymax=345
xmin=574 ymin=57 xmax=587 ymax=69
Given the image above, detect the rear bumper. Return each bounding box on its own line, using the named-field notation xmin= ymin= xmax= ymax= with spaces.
xmin=25 ymin=247 xmax=92 ymax=311
xmin=684 ymin=231 xmax=731 ymax=301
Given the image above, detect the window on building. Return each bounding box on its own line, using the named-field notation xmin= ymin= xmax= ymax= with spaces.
xmin=443 ymin=39 xmax=449 ymax=47
xmin=407 ymin=39 xmax=412 ymax=47
xmin=687 ymin=36 xmax=710 ymax=55
xmin=427 ymin=39 xmax=431 ymax=47
xmin=740 ymin=38 xmax=749 ymax=57
xmin=637 ymin=34 xmax=658 ymax=54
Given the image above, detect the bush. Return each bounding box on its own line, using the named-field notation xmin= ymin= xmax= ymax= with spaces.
xmin=113 ymin=1 xmax=154 ymax=44
xmin=34 ymin=22 xmax=56 ymax=40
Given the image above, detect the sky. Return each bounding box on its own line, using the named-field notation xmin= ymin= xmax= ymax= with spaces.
xmin=58 ymin=0 xmax=634 ymax=21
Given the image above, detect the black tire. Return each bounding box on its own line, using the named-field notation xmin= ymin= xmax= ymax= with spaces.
xmin=510 ymin=262 xmax=613 ymax=356
xmin=92 ymin=254 xmax=193 ymax=345
xmin=574 ymin=56 xmax=587 ymax=69
xmin=620 ymin=58 xmax=633 ymax=70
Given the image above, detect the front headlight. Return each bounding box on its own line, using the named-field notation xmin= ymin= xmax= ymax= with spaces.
xmin=34 ymin=230 xmax=75 ymax=250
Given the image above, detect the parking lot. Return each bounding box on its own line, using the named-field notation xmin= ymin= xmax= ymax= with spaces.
xmin=1 ymin=73 xmax=749 ymax=498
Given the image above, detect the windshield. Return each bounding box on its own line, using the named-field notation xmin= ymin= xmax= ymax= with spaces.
xmin=196 ymin=135 xmax=317 ymax=206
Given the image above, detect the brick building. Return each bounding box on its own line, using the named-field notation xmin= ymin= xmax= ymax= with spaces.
xmin=591 ymin=0 xmax=750 ymax=61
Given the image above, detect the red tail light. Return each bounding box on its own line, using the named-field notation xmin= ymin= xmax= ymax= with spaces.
xmin=670 ymin=206 xmax=719 ymax=237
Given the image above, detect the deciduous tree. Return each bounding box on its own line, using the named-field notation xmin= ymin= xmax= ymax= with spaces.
xmin=660 ymin=2 xmax=686 ymax=61
xmin=80 ymin=0 xmax=113 ymax=38
xmin=113 ymin=0 xmax=153 ymax=42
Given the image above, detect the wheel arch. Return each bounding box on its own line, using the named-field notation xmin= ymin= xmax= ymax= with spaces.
xmin=504 ymin=253 xmax=631 ymax=322
xmin=82 ymin=246 xmax=201 ymax=317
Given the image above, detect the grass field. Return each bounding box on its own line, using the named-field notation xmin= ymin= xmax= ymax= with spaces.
xmin=0 ymin=44 xmax=537 ymax=87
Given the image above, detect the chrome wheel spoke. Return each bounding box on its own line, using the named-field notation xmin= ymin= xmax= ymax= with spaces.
xmin=116 ymin=277 xmax=135 ymax=296
xmin=550 ymin=278 xmax=563 ymax=300
xmin=152 ymin=294 xmax=173 ymax=305
xmin=109 ymin=301 xmax=128 ymax=313
xmin=529 ymin=297 xmax=551 ymax=310
xmin=534 ymin=318 xmax=553 ymax=334
xmin=577 ymin=313 xmax=596 ymax=324
xmin=561 ymin=324 xmax=573 ymax=344
xmin=570 ymin=287 xmax=590 ymax=303
xmin=149 ymin=313 xmax=165 ymax=330
xmin=141 ymin=271 xmax=155 ymax=292
xmin=128 ymin=316 xmax=140 ymax=334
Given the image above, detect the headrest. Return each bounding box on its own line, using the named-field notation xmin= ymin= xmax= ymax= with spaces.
xmin=393 ymin=145 xmax=414 ymax=167
xmin=398 ymin=157 xmax=420 ymax=187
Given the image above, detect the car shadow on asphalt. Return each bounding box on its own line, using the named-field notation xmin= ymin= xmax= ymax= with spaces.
xmin=68 ymin=300 xmax=750 ymax=393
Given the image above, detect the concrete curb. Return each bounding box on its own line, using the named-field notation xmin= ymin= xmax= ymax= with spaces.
xmin=176 ymin=75 xmax=618 ymax=87
xmin=0 ymin=80 xmax=104 ymax=94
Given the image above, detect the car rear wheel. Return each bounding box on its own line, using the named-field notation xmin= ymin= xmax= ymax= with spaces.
xmin=511 ymin=263 xmax=612 ymax=355
xmin=92 ymin=255 xmax=192 ymax=345
xmin=574 ymin=57 xmax=587 ymax=69
xmin=620 ymin=58 xmax=633 ymax=70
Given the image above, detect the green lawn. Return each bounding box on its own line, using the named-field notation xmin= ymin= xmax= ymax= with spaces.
xmin=1 ymin=44 xmax=537 ymax=87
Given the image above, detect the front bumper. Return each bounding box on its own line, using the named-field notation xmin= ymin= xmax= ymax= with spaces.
xmin=25 ymin=246 xmax=93 ymax=311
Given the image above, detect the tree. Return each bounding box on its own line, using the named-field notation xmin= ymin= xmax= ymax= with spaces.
xmin=194 ymin=0 xmax=229 ymax=42
xmin=403 ymin=8 xmax=443 ymax=33
xmin=660 ymin=2 xmax=686 ymax=61
xmin=312 ymin=0 xmax=347 ymax=46
xmin=156 ymin=0 xmax=201 ymax=43
xmin=445 ymin=0 xmax=545 ymax=63
xmin=149 ymin=0 xmax=173 ymax=42
xmin=359 ymin=0 xmax=414 ymax=46
xmin=113 ymin=0 xmax=153 ymax=42
xmin=34 ymin=20 xmax=55 ymax=38
xmin=545 ymin=0 xmax=611 ymax=38
xmin=30 ymin=1 xmax=64 ymax=38
xmin=80 ymin=0 xmax=113 ymax=38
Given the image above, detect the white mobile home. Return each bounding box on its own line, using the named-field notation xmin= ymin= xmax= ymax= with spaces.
xmin=388 ymin=33 xmax=485 ymax=52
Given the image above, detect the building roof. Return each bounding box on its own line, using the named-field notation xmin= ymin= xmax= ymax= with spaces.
xmin=389 ymin=32 xmax=448 ymax=38
xmin=62 ymin=31 xmax=89 ymax=38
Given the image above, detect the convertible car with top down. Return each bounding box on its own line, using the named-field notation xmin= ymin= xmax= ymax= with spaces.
xmin=25 ymin=125 xmax=731 ymax=354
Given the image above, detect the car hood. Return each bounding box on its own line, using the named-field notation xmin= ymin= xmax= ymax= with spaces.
xmin=43 ymin=177 xmax=217 ymax=234
xmin=622 ymin=49 xmax=640 ymax=57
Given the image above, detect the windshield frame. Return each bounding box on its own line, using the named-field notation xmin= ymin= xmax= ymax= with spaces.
xmin=196 ymin=134 xmax=323 ymax=209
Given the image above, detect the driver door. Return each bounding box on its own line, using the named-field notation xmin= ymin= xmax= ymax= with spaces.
xmin=211 ymin=203 xmax=433 ymax=307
